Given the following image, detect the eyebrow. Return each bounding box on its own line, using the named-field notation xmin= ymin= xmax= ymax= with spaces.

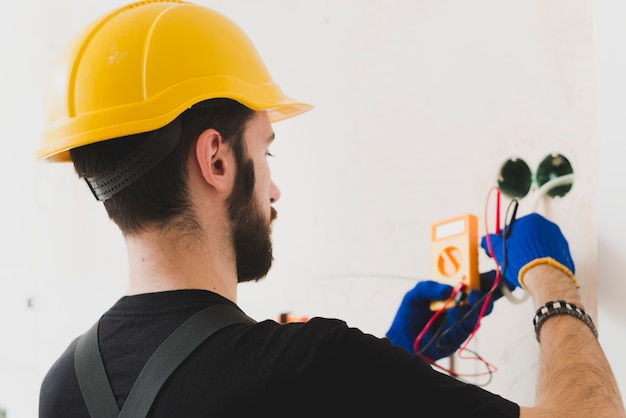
xmin=266 ymin=132 xmax=276 ymax=144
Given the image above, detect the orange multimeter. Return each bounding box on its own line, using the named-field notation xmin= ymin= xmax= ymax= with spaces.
xmin=429 ymin=213 xmax=479 ymax=311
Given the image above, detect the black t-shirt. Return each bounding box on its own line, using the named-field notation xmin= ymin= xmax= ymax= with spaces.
xmin=39 ymin=290 xmax=519 ymax=417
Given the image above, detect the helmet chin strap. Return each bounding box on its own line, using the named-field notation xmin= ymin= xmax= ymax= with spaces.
xmin=84 ymin=116 xmax=182 ymax=202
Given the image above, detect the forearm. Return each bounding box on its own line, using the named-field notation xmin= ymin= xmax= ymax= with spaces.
xmin=520 ymin=265 xmax=625 ymax=418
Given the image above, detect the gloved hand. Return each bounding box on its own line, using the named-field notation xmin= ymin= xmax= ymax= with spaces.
xmin=386 ymin=271 xmax=505 ymax=360
xmin=480 ymin=212 xmax=575 ymax=290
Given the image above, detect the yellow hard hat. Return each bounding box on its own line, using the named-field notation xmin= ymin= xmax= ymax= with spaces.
xmin=38 ymin=0 xmax=312 ymax=162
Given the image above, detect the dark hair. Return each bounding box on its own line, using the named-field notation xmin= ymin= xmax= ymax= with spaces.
xmin=70 ymin=99 xmax=256 ymax=236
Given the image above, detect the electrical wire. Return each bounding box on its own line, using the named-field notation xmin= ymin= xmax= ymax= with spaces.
xmin=499 ymin=199 xmax=529 ymax=304
xmin=319 ymin=177 xmax=574 ymax=384
xmin=500 ymin=280 xmax=527 ymax=304
xmin=412 ymin=282 xmax=466 ymax=354
xmin=417 ymin=175 xmax=574 ymax=382
xmin=412 ymin=187 xmax=509 ymax=385
xmin=499 ymin=174 xmax=575 ymax=303
xmin=532 ymin=173 xmax=575 ymax=212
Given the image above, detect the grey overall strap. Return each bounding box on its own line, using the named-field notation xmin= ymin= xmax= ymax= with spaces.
xmin=75 ymin=322 xmax=119 ymax=418
xmin=74 ymin=304 xmax=255 ymax=418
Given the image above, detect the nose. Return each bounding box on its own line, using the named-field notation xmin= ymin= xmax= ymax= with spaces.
xmin=270 ymin=180 xmax=281 ymax=204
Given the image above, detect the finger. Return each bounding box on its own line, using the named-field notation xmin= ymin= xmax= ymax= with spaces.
xmin=479 ymin=270 xmax=497 ymax=291
xmin=478 ymin=270 xmax=506 ymax=300
xmin=467 ymin=290 xmax=495 ymax=316
xmin=445 ymin=303 xmax=481 ymax=335
xmin=407 ymin=280 xmax=454 ymax=304
xmin=447 ymin=303 xmax=473 ymax=321
xmin=480 ymin=234 xmax=501 ymax=257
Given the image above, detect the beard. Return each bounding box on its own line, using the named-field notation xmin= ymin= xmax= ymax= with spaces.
xmin=227 ymin=157 xmax=276 ymax=283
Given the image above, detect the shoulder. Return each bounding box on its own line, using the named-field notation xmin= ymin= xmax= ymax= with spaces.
xmin=40 ymin=337 xmax=79 ymax=392
xmin=39 ymin=338 xmax=88 ymax=416
xmin=216 ymin=316 xmax=424 ymax=378
xmin=246 ymin=316 xmax=388 ymax=354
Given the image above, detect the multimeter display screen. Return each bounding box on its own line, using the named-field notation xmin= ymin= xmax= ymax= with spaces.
xmin=435 ymin=219 xmax=466 ymax=239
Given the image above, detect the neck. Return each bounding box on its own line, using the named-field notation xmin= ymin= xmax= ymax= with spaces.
xmin=124 ymin=226 xmax=238 ymax=303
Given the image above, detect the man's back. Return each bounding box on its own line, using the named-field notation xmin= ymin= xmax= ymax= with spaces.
xmin=39 ymin=289 xmax=518 ymax=417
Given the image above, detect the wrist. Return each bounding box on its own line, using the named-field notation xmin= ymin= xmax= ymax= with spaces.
xmin=533 ymin=300 xmax=597 ymax=342
xmin=522 ymin=264 xmax=582 ymax=309
xmin=518 ymin=257 xmax=578 ymax=291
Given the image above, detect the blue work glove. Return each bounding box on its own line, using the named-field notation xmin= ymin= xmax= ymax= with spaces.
xmin=386 ymin=271 xmax=504 ymax=360
xmin=480 ymin=212 xmax=575 ymax=290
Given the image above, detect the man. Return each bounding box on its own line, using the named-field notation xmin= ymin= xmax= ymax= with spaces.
xmin=38 ymin=1 xmax=625 ymax=417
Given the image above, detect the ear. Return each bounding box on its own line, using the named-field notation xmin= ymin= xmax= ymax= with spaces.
xmin=195 ymin=128 xmax=230 ymax=192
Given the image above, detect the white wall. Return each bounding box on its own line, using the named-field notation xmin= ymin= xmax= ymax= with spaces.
xmin=0 ymin=0 xmax=622 ymax=416
xmin=593 ymin=0 xmax=626 ymax=401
